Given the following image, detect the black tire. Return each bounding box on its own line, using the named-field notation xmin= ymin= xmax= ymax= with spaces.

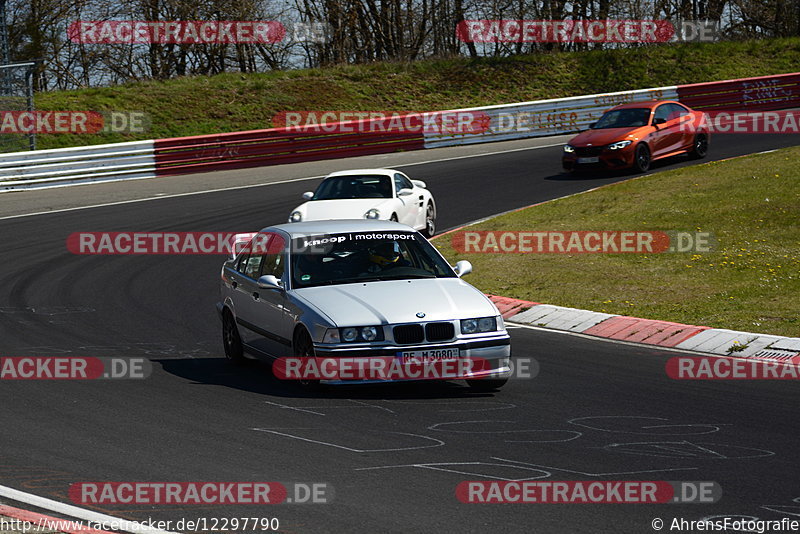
xmin=466 ymin=378 xmax=508 ymax=391
xmin=294 ymin=329 xmax=320 ymax=389
xmin=689 ymin=133 xmax=708 ymax=160
xmin=390 ymin=213 xmax=398 ymax=222
xmin=222 ymin=311 xmax=245 ymax=364
xmin=421 ymin=203 xmax=436 ymax=238
xmin=633 ymin=143 xmax=651 ymax=173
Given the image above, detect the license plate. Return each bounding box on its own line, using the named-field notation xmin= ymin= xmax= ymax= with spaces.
xmin=398 ymin=348 xmax=460 ymax=363
xmin=577 ymin=156 xmax=599 ymax=163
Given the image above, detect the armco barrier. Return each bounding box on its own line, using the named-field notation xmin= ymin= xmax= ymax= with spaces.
xmin=423 ymin=85 xmax=678 ymax=148
xmin=0 ymin=71 xmax=798 ymax=189
xmin=154 ymin=126 xmax=425 ymax=176
xmin=0 ymin=140 xmax=155 ymax=191
xmin=676 ymin=72 xmax=800 ymax=111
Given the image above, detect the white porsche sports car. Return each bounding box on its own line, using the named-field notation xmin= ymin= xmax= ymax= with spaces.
xmin=288 ymin=168 xmax=437 ymax=237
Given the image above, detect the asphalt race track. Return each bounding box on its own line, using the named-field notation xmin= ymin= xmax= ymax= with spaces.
xmin=1 ymin=133 xmax=799 ymax=533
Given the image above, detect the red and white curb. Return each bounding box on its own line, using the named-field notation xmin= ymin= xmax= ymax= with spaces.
xmin=0 ymin=504 xmax=108 ymax=534
xmin=488 ymin=295 xmax=800 ymax=363
xmin=0 ymin=484 xmax=175 ymax=534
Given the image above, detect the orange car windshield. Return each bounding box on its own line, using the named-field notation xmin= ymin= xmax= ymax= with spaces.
xmin=593 ymin=108 xmax=651 ymax=129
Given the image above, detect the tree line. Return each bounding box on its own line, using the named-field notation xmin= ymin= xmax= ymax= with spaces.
xmin=5 ymin=0 xmax=800 ymax=92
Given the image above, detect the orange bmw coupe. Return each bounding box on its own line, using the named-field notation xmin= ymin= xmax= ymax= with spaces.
xmin=562 ymin=100 xmax=710 ymax=173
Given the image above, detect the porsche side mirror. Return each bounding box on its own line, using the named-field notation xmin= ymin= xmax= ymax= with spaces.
xmin=302 ymin=191 xmax=314 ymax=200
xmin=653 ymin=118 xmax=666 ymax=126
xmin=398 ymin=188 xmax=414 ymax=197
xmin=453 ymin=260 xmax=472 ymax=277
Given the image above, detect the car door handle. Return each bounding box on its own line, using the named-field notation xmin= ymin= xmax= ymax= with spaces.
xmin=252 ymin=292 xmax=259 ymax=300
xmin=229 ymin=278 xmax=238 ymax=288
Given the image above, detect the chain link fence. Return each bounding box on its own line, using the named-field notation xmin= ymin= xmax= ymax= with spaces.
xmin=0 ymin=62 xmax=36 ymax=152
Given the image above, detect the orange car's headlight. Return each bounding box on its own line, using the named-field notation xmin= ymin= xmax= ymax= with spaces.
xmin=607 ymin=140 xmax=633 ymax=150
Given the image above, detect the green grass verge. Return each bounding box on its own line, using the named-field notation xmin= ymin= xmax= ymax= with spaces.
xmin=30 ymin=38 xmax=800 ymax=149
xmin=433 ymin=147 xmax=800 ymax=338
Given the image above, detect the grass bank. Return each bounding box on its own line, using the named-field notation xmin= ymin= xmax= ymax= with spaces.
xmin=434 ymin=147 xmax=800 ymax=337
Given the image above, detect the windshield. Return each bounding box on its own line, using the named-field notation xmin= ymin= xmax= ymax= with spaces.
xmin=290 ymin=231 xmax=456 ymax=288
xmin=593 ymin=108 xmax=651 ymax=129
xmin=313 ymin=175 xmax=393 ymax=200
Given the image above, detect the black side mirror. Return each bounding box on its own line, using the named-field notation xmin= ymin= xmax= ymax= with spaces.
xmin=653 ymin=117 xmax=667 ymax=126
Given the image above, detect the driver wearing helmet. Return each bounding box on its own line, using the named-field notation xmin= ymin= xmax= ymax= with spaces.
xmin=365 ymin=241 xmax=408 ymax=272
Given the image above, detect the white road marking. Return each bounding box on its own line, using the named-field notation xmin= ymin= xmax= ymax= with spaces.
xmin=251 ymin=428 xmax=444 ymax=452
xmin=355 ymin=461 xmax=552 ymax=481
xmin=263 ymin=400 xmax=326 ymax=416
xmin=491 ymin=457 xmax=698 ymax=476
xmin=0 ymin=483 xmax=177 ymax=534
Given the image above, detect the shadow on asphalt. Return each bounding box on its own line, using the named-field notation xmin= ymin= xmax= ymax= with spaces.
xmin=546 ymin=153 xmax=696 ymax=181
xmin=153 ymin=357 xmax=501 ymax=400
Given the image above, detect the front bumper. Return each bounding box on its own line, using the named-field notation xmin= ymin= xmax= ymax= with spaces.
xmin=311 ymin=335 xmax=511 ymax=384
xmin=562 ymin=146 xmax=637 ymax=170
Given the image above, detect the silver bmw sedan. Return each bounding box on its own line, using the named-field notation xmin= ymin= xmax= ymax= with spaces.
xmin=217 ymin=220 xmax=511 ymax=390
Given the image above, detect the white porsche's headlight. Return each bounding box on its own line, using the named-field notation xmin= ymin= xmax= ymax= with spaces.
xmin=289 ymin=211 xmax=303 ymax=222
xmin=364 ymin=208 xmax=380 ymax=219
xmin=607 ymin=140 xmax=632 ymax=150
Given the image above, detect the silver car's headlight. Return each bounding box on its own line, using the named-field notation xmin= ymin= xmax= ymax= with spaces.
xmin=364 ymin=208 xmax=380 ymax=219
xmin=361 ymin=326 xmax=379 ymax=341
xmin=289 ymin=211 xmax=303 ymax=222
xmin=563 ymin=144 xmax=575 ymax=153
xmin=607 ymin=140 xmax=632 ymax=150
xmin=326 ymin=326 xmax=385 ymax=343
xmin=323 ymin=329 xmax=340 ymax=343
xmin=342 ymin=328 xmax=359 ymax=342
xmin=460 ymin=316 xmax=498 ymax=334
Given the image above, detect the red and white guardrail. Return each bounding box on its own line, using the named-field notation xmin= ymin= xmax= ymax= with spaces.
xmin=1 ymin=72 xmax=799 ymax=190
